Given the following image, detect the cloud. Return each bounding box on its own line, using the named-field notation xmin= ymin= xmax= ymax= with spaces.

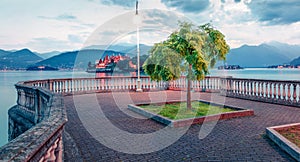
xmin=56 ymin=14 xmax=77 ymax=20
xmin=38 ymin=13 xmax=77 ymax=21
xmin=161 ymin=0 xmax=210 ymax=13
xmin=100 ymin=0 xmax=136 ymax=8
xmin=247 ymin=0 xmax=300 ymax=25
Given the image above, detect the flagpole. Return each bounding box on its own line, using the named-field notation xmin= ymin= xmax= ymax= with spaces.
xmin=136 ymin=0 xmax=142 ymax=92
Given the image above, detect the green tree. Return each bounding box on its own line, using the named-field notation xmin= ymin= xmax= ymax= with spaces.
xmin=143 ymin=22 xmax=230 ymax=109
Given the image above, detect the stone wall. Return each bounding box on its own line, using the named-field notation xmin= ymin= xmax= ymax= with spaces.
xmin=0 ymin=82 xmax=67 ymax=161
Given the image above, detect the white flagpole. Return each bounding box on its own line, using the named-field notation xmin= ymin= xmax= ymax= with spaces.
xmin=136 ymin=0 xmax=142 ymax=92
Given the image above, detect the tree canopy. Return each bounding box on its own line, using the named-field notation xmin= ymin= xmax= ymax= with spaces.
xmin=143 ymin=21 xmax=230 ymax=81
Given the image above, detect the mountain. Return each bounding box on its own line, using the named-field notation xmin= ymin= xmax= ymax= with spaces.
xmin=224 ymin=44 xmax=291 ymax=68
xmin=266 ymin=41 xmax=300 ymax=60
xmin=290 ymin=56 xmax=300 ymax=66
xmin=0 ymin=49 xmax=43 ymax=69
xmin=37 ymin=51 xmax=61 ymax=59
xmin=84 ymin=44 xmax=152 ymax=57
xmin=34 ymin=49 xmax=126 ymax=70
xmin=0 ymin=49 xmax=11 ymax=56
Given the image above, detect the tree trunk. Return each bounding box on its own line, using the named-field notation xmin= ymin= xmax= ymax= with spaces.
xmin=187 ymin=65 xmax=192 ymax=110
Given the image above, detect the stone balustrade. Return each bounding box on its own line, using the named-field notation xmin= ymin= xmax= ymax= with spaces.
xmin=0 ymin=82 xmax=67 ymax=161
xmin=168 ymin=76 xmax=221 ymax=92
xmin=220 ymin=77 xmax=300 ymax=107
xmin=23 ymin=76 xmax=220 ymax=94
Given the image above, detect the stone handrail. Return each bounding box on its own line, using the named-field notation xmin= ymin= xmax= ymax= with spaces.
xmin=0 ymin=82 xmax=67 ymax=161
xmin=22 ymin=76 xmax=221 ymax=94
xmin=220 ymin=77 xmax=300 ymax=107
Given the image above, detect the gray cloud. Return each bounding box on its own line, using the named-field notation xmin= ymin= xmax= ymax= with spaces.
xmin=100 ymin=0 xmax=136 ymax=8
xmin=161 ymin=0 xmax=210 ymax=13
xmin=38 ymin=14 xmax=77 ymax=21
xmin=56 ymin=14 xmax=77 ymax=20
xmin=247 ymin=0 xmax=300 ymax=25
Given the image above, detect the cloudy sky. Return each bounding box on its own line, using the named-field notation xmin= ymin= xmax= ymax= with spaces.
xmin=0 ymin=0 xmax=299 ymax=52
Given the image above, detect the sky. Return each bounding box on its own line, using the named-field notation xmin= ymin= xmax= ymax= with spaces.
xmin=0 ymin=0 xmax=299 ymax=53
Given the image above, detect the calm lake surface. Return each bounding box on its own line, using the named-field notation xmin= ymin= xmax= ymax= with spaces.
xmin=0 ymin=68 xmax=299 ymax=147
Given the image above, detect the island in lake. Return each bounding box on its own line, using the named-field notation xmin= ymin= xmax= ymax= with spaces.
xmin=218 ymin=65 xmax=243 ymax=70
xmin=26 ymin=66 xmax=59 ymax=71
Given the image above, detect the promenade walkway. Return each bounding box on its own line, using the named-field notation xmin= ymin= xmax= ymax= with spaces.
xmin=63 ymin=91 xmax=300 ymax=161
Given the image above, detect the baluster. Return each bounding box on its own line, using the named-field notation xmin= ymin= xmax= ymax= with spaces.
xmin=242 ymin=81 xmax=245 ymax=95
xmin=282 ymin=84 xmax=286 ymax=101
xmin=266 ymin=82 xmax=270 ymax=99
xmin=274 ymin=83 xmax=278 ymax=99
xmin=293 ymin=84 xmax=297 ymax=103
xmin=256 ymin=82 xmax=259 ymax=97
xmin=62 ymin=81 xmax=65 ymax=93
xmin=111 ymin=78 xmax=115 ymax=90
xmin=147 ymin=78 xmax=150 ymax=90
xmin=232 ymin=80 xmax=235 ymax=94
xmin=259 ymin=82 xmax=262 ymax=97
xmin=244 ymin=81 xmax=247 ymax=95
xmin=87 ymin=79 xmax=90 ymax=91
xmin=229 ymin=79 xmax=233 ymax=93
xmin=287 ymin=84 xmax=291 ymax=102
xmin=261 ymin=82 xmax=265 ymax=97
xmin=109 ymin=78 xmax=112 ymax=90
xmin=239 ymin=81 xmax=242 ymax=95
xmin=277 ymin=83 xmax=282 ymax=100
xmin=269 ymin=83 xmax=273 ymax=99
xmin=237 ymin=81 xmax=240 ymax=95
xmin=249 ymin=81 xmax=252 ymax=96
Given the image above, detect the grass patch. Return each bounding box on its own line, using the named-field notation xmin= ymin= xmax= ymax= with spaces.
xmin=139 ymin=101 xmax=235 ymax=120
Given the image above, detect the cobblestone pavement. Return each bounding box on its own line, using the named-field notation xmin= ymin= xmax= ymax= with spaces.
xmin=63 ymin=91 xmax=300 ymax=161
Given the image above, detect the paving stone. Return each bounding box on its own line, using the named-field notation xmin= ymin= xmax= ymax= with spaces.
xmin=63 ymin=91 xmax=299 ymax=161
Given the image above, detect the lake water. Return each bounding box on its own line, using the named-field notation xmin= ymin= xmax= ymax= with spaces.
xmin=0 ymin=68 xmax=299 ymax=147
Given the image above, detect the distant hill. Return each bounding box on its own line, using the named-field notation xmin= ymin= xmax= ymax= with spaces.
xmin=0 ymin=49 xmax=11 ymax=56
xmin=84 ymin=44 xmax=152 ymax=57
xmin=34 ymin=49 xmax=126 ymax=70
xmin=266 ymin=41 xmax=300 ymax=60
xmin=290 ymin=56 xmax=300 ymax=66
xmin=37 ymin=51 xmax=61 ymax=59
xmin=224 ymin=44 xmax=291 ymax=68
xmin=0 ymin=49 xmax=43 ymax=69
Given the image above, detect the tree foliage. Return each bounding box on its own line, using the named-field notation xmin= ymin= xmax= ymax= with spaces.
xmin=143 ymin=21 xmax=230 ymax=81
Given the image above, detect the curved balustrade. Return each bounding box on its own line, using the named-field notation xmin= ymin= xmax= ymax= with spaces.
xmin=220 ymin=78 xmax=300 ymax=107
xmin=23 ymin=76 xmax=221 ymax=94
xmin=168 ymin=76 xmax=221 ymax=92
xmin=0 ymin=82 xmax=67 ymax=161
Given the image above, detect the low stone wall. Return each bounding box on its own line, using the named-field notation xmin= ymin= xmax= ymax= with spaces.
xmin=0 ymin=84 xmax=67 ymax=161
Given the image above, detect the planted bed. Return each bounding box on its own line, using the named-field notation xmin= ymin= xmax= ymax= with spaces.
xmin=128 ymin=100 xmax=254 ymax=127
xmin=266 ymin=123 xmax=300 ymax=161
